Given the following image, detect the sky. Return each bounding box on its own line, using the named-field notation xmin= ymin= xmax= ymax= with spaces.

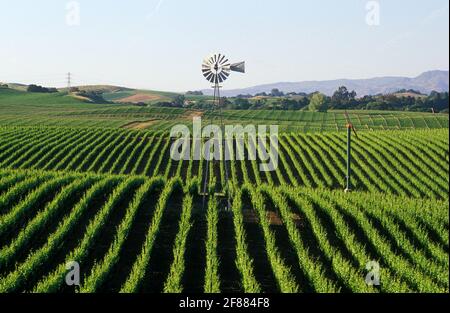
xmin=0 ymin=0 xmax=448 ymax=92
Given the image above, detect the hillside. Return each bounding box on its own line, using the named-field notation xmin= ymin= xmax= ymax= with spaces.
xmin=0 ymin=83 xmax=180 ymax=105
xmin=64 ymin=86 xmax=181 ymax=104
xmin=0 ymin=88 xmax=88 ymax=106
xmin=207 ymin=70 xmax=449 ymax=97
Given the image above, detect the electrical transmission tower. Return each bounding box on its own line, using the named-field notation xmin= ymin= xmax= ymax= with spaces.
xmin=67 ymin=72 xmax=71 ymax=92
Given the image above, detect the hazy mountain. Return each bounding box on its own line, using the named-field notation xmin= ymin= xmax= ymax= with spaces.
xmin=203 ymin=70 xmax=449 ymax=97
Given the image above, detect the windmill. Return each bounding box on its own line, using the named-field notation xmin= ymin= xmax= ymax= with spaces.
xmin=201 ymin=53 xmax=245 ymax=210
xmin=343 ymin=110 xmax=358 ymax=192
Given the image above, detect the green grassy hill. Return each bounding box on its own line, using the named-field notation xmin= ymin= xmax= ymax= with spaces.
xmin=0 ymin=88 xmax=87 ymax=106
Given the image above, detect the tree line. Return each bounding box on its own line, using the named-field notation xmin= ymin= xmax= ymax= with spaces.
xmin=26 ymin=84 xmax=58 ymax=93
xmin=180 ymin=87 xmax=449 ymax=113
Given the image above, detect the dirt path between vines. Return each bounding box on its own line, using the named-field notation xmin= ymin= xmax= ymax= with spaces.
xmin=121 ymin=110 xmax=203 ymax=130
xmin=183 ymin=110 xmax=204 ymax=120
xmin=121 ymin=119 xmax=160 ymax=130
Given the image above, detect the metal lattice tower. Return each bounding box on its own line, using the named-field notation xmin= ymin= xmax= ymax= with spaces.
xmin=201 ymin=53 xmax=245 ymax=210
xmin=67 ymin=72 xmax=71 ymax=92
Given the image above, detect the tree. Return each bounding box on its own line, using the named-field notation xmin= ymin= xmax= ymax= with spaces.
xmin=270 ymin=88 xmax=284 ymax=97
xmin=250 ymin=99 xmax=265 ymax=109
xmin=173 ymin=95 xmax=186 ymax=107
xmin=189 ymin=99 xmax=210 ymax=109
xmin=186 ymin=90 xmax=203 ymax=96
xmin=280 ymin=98 xmax=300 ymax=110
xmin=26 ymin=84 xmax=57 ymax=93
xmin=309 ymin=93 xmax=328 ymax=112
xmin=331 ymin=86 xmax=357 ymax=109
xmin=77 ymin=90 xmax=109 ymax=103
xmin=220 ymin=97 xmax=233 ymax=109
xmin=27 ymin=84 xmax=44 ymax=92
xmin=234 ymin=98 xmax=251 ymax=110
xmin=365 ymin=101 xmax=387 ymax=110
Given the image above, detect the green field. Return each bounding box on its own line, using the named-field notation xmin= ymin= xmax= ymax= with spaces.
xmin=0 ymin=127 xmax=448 ymax=197
xmin=206 ymin=109 xmax=449 ymax=132
xmin=0 ymin=89 xmax=448 ymax=293
xmin=1 ymin=89 xmax=448 ymax=132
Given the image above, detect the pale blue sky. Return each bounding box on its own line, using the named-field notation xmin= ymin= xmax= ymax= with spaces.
xmin=0 ymin=0 xmax=448 ymax=92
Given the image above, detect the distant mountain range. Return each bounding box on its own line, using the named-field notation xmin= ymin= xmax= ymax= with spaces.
xmin=203 ymin=70 xmax=449 ymax=97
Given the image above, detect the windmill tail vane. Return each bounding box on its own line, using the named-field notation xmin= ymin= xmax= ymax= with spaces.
xmin=230 ymin=61 xmax=245 ymax=73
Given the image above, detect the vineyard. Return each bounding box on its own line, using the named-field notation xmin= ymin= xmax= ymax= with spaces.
xmin=0 ymin=109 xmax=447 ymax=132
xmin=0 ymin=88 xmax=448 ymax=132
xmin=1 ymin=0 xmax=449 ymax=300
xmin=0 ymin=123 xmax=448 ymax=293
xmin=0 ymin=127 xmax=448 ymax=198
xmin=0 ymin=168 xmax=448 ymax=293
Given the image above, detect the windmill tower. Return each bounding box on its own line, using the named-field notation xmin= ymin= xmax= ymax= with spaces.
xmin=201 ymin=53 xmax=245 ymax=210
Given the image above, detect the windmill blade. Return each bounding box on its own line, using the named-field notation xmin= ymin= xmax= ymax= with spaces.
xmin=216 ymin=71 xmax=223 ymax=83
xmin=203 ymin=56 xmax=214 ymax=65
xmin=205 ymin=72 xmax=214 ymax=82
xmin=215 ymin=54 xmax=222 ymax=67
xmin=203 ymin=70 xmax=213 ymax=78
xmin=218 ymin=54 xmax=226 ymax=64
xmin=206 ymin=74 xmax=214 ymax=83
xmin=206 ymin=57 xmax=214 ymax=66
xmin=218 ymin=72 xmax=228 ymax=82
xmin=230 ymin=61 xmax=245 ymax=73
xmin=218 ymin=73 xmax=225 ymax=83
